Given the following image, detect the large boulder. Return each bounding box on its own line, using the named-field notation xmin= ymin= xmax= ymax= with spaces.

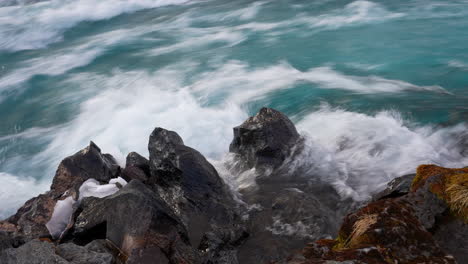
xmin=227 ymin=108 xmax=351 ymax=263
xmin=298 ymin=165 xmax=468 ymax=263
xmin=0 ymin=142 xmax=119 ymax=240
xmin=229 ymin=107 xmax=302 ymax=171
xmin=73 ymin=180 xmax=199 ymax=263
xmin=147 ymin=128 xmax=242 ymax=252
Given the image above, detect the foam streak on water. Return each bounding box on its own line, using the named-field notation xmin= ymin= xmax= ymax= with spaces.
xmin=1 ymin=0 xmax=468 ymax=218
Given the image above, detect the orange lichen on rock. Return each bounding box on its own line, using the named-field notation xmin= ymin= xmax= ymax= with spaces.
xmin=411 ymin=165 xmax=468 ymax=221
xmin=300 ymin=198 xmax=455 ymax=264
xmin=411 ymin=164 xmax=468 ymax=192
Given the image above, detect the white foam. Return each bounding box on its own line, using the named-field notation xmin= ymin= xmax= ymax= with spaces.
xmin=303 ymin=0 xmax=404 ymax=29
xmin=294 ymin=105 xmax=468 ymax=200
xmin=0 ymin=172 xmax=49 ymax=219
xmin=34 ymin=67 xmax=246 ymax=167
xmin=188 ymin=61 xmax=448 ymax=104
xmin=0 ymin=27 xmax=150 ymax=98
xmin=0 ymin=0 xmax=191 ymax=51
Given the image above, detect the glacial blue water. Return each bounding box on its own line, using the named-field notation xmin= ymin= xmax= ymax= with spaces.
xmin=1 ymin=0 xmax=468 ymax=218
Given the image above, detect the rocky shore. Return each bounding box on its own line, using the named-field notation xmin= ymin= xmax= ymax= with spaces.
xmin=0 ymin=108 xmax=466 ymax=264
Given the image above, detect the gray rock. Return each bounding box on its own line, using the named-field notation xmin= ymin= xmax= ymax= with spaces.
xmin=403 ymin=175 xmax=448 ymax=229
xmin=56 ymin=243 xmax=113 ymax=264
xmin=0 ymin=239 xmax=68 ymax=264
xmin=432 ymin=218 xmax=468 ymax=263
xmin=229 ymin=107 xmax=302 ymax=171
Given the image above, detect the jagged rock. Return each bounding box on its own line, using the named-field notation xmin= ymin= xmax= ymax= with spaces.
xmin=372 ymin=173 xmax=414 ymax=200
xmin=148 ymin=127 xmax=242 ymax=255
xmin=0 ymin=239 xmax=68 ymax=264
xmin=125 ymin=152 xmax=149 ymax=172
xmin=0 ymin=142 xmax=119 ymax=241
xmin=229 ymin=107 xmax=302 ymax=171
xmin=74 ymin=180 xmax=199 ymax=263
xmin=228 ymin=108 xmax=348 ymax=263
xmin=51 ymin=141 xmax=119 ymax=195
xmin=4 ymin=193 xmax=57 ymax=240
xmin=56 ymin=242 xmax=114 ymax=264
xmin=121 ymin=152 xmax=150 ymax=183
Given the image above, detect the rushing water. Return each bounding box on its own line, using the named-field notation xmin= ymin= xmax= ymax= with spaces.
xmin=1 ymin=0 xmax=468 ymax=218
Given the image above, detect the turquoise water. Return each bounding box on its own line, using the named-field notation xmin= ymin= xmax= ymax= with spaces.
xmin=1 ymin=0 xmax=468 ymax=218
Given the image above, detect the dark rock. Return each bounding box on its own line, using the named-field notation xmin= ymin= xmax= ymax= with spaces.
xmin=148 ymin=127 xmax=245 ymax=262
xmin=121 ymin=166 xmax=148 ymax=183
xmin=372 ymin=173 xmax=414 ymax=200
xmin=237 ymin=187 xmax=342 ymax=264
xmin=74 ymin=180 xmax=199 ymax=263
xmin=5 ymin=193 xmax=57 ymax=240
xmin=51 ymin=141 xmax=119 ymax=195
xmin=0 ymin=231 xmax=24 ymax=251
xmin=0 ymin=239 xmax=68 ymax=264
xmin=125 ymin=152 xmax=149 ymax=172
xmin=1 ymin=142 xmax=119 ymax=241
xmin=432 ymin=217 xmax=468 ymax=263
xmin=56 ymin=242 xmax=114 ymax=264
xmin=229 ymin=107 xmax=302 ymax=171
xmin=224 ymin=108 xmax=353 ymax=263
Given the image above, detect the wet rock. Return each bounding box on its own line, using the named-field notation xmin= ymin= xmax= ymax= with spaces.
xmin=0 ymin=239 xmax=68 ymax=264
xmin=56 ymin=242 xmax=114 ymax=264
xmin=74 ymin=180 xmax=199 ymax=263
xmin=229 ymin=107 xmax=302 ymax=171
xmin=1 ymin=142 xmax=119 ymax=241
xmin=372 ymin=173 xmax=414 ymax=200
xmin=148 ymin=128 xmax=240 ymax=248
xmin=237 ymin=186 xmax=341 ymax=264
